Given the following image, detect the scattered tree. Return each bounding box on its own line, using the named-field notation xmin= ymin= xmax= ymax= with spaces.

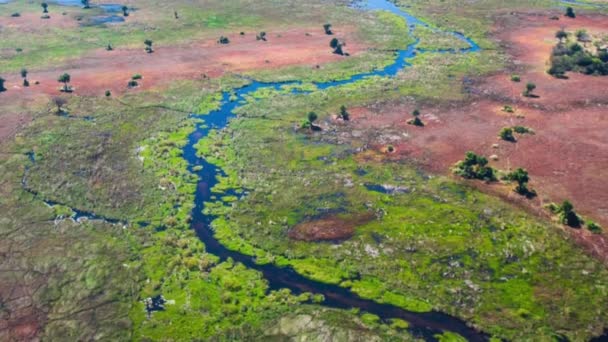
xmin=57 ymin=73 xmax=71 ymax=92
xmin=453 ymin=151 xmax=497 ymax=181
xmin=218 ymin=36 xmax=230 ymax=44
xmin=565 ymin=6 xmax=576 ymax=18
xmin=523 ymin=82 xmax=536 ymax=97
xmin=105 ymin=90 xmax=111 ymax=97
xmin=339 ymin=105 xmax=350 ymax=121
xmin=330 ymin=38 xmax=339 ymax=49
xmin=11 ymin=12 xmax=20 ymax=17
xmin=0 ymin=77 xmax=6 ymax=92
xmin=21 ymin=69 xmax=29 ymax=87
xmin=256 ymin=32 xmax=267 ymax=41
xmin=144 ymin=39 xmax=153 ymax=53
xmin=323 ymin=23 xmax=333 ymax=35
xmin=128 ymin=80 xmax=139 ymax=88
xmin=122 ymin=5 xmax=129 ymax=16
xmin=174 ymin=11 xmax=179 ymax=19
xmin=555 ymin=29 xmax=568 ymax=43
xmin=41 ymin=2 xmax=48 ymax=14
xmin=106 ymin=43 xmax=113 ymax=51
xmin=510 ymin=74 xmax=521 ymax=82
xmin=408 ymin=109 xmax=424 ymax=126
xmin=499 ymin=127 xmax=515 ymax=142
xmin=505 ymin=168 xmax=535 ymax=196
xmin=558 ymin=200 xmax=581 ymax=227
xmin=52 ymin=96 xmax=68 ymax=114
xmin=308 ymin=111 xmax=318 ymax=125
xmin=81 ymin=0 xmax=90 ymax=9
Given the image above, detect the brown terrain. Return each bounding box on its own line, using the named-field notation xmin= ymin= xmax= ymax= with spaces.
xmin=343 ymin=12 xmax=608 ymax=262
xmin=0 ymin=26 xmax=367 ymax=143
xmin=288 ymin=213 xmax=376 ymax=242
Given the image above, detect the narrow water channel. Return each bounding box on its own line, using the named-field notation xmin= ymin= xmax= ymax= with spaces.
xmin=183 ymin=1 xmax=489 ymax=340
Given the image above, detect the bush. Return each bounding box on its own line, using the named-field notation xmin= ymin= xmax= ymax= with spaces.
xmin=510 ymin=75 xmax=521 ymax=82
xmin=453 ymin=151 xmax=497 ymax=182
xmin=11 ymin=12 xmax=20 ymax=17
xmin=499 ymin=127 xmax=515 ymax=142
xmin=132 ymin=74 xmax=142 ymax=80
xmin=587 ymin=222 xmax=602 ymax=233
xmin=128 ymin=80 xmax=139 ymax=88
xmin=218 ymin=36 xmax=230 ymax=44
xmin=105 ymin=90 xmax=111 ymax=97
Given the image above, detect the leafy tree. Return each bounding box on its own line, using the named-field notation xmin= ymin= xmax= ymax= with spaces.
xmin=565 ymin=6 xmax=576 ymax=18
xmin=339 ymin=105 xmax=349 ymax=121
xmin=122 ymin=5 xmax=129 ymax=16
xmin=81 ymin=0 xmax=90 ymax=9
xmin=330 ymin=38 xmax=339 ymax=49
xmin=523 ymin=82 xmax=536 ymax=97
xmin=20 ymin=68 xmax=28 ymax=79
xmin=0 ymin=77 xmax=6 ymax=92
xmin=105 ymin=90 xmax=111 ymax=97
xmin=510 ymin=75 xmax=521 ymax=82
xmin=555 ymin=29 xmax=568 ymax=43
xmin=408 ymin=109 xmax=423 ymax=126
xmin=106 ymin=43 xmax=113 ymax=51
xmin=218 ymin=36 xmax=230 ymax=44
xmin=333 ymin=42 xmax=344 ymax=55
xmin=41 ymin=2 xmax=48 ymax=13
xmin=144 ymin=40 xmax=154 ymax=53
xmin=412 ymin=109 xmax=420 ymax=117
xmin=256 ymin=32 xmax=267 ymax=41
xmin=57 ymin=73 xmax=71 ymax=92
xmin=307 ymin=111 xmax=318 ymax=124
xmin=506 ymin=168 xmax=531 ymax=195
xmin=453 ymin=151 xmax=496 ymax=181
xmin=323 ymin=23 xmax=333 ymax=35
xmin=558 ymin=200 xmax=581 ymax=227
xmin=499 ymin=127 xmax=515 ymax=142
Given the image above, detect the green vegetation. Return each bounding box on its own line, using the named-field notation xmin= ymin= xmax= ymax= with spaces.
xmin=324 ymin=23 xmax=333 ymax=35
xmin=0 ymin=77 xmax=6 ymax=92
xmin=549 ymin=30 xmax=608 ymax=77
xmin=522 ymin=82 xmax=536 ymax=97
xmin=510 ymin=74 xmax=521 ymax=82
xmin=566 ymin=6 xmax=576 ymax=18
xmin=58 ymin=73 xmax=72 ymax=92
xmin=505 ymin=168 xmax=535 ymax=197
xmin=407 ymin=108 xmax=424 ymax=126
xmin=339 ymin=105 xmax=350 ymax=121
xmin=453 ymin=151 xmax=496 ymax=181
xmin=499 ymin=127 xmax=515 ymax=142
xmin=144 ymin=39 xmax=154 ymax=53
xmin=256 ymin=31 xmax=267 ymax=41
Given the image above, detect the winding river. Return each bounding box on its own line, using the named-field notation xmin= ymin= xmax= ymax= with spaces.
xmin=184 ymin=1 xmax=487 ymax=340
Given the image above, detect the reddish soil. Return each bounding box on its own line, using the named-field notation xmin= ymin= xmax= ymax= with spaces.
xmin=345 ymin=12 xmax=608 ymax=262
xmin=288 ymin=213 xmax=375 ymax=242
xmin=0 ymin=12 xmax=79 ymax=30
xmin=0 ymin=27 xmax=366 ymax=99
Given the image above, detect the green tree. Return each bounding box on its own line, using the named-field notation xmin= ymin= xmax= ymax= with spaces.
xmin=106 ymin=43 xmax=113 ymax=51
xmin=323 ymin=23 xmax=333 ymax=35
xmin=41 ymin=2 xmax=48 ymax=13
xmin=555 ymin=29 xmax=568 ymax=43
xmin=307 ymin=111 xmax=318 ymax=125
xmin=58 ymin=73 xmax=71 ymax=92
xmin=218 ymin=36 xmax=230 ymax=44
xmin=506 ymin=168 xmax=530 ymax=194
xmin=523 ymin=82 xmax=536 ymax=97
xmin=565 ymin=6 xmax=576 ymax=18
xmin=339 ymin=105 xmax=349 ymax=121
xmin=559 ymin=200 xmax=581 ymax=227
xmin=0 ymin=77 xmax=6 ymax=92
xmin=144 ymin=39 xmax=153 ymax=53
xmin=330 ymin=38 xmax=339 ymax=49
xmin=122 ymin=5 xmax=129 ymax=16
xmin=256 ymin=32 xmax=267 ymax=41
xmin=20 ymin=68 xmax=28 ymax=79
xmin=499 ymin=127 xmax=515 ymax=142
xmin=81 ymin=0 xmax=90 ymax=9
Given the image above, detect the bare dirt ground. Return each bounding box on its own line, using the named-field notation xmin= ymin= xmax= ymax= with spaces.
xmin=288 ymin=213 xmax=375 ymax=242
xmin=0 ymin=26 xmax=367 ymax=143
xmin=343 ymin=11 xmax=608 ymax=262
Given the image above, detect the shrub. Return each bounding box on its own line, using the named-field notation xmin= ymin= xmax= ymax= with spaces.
xmin=323 ymin=23 xmax=333 ymax=35
xmin=523 ymin=82 xmax=536 ymax=97
xmin=513 ymin=126 xmax=534 ymax=134
xmin=565 ymin=6 xmax=576 ymax=18
xmin=502 ymin=105 xmax=514 ymax=113
xmin=11 ymin=12 xmax=20 ymax=17
xmin=105 ymin=90 xmax=111 ymax=97
xmin=558 ymin=200 xmax=581 ymax=227
xmin=256 ymin=32 xmax=267 ymax=41
xmin=499 ymin=127 xmax=515 ymax=142
xmin=218 ymin=36 xmax=230 ymax=44
xmin=0 ymin=77 xmax=6 ymax=92
xmin=453 ymin=151 xmax=497 ymax=182
xmin=339 ymin=105 xmax=349 ymax=121
xmin=587 ymin=222 xmax=602 ymax=233
xmin=128 ymin=80 xmax=138 ymax=88
xmin=510 ymin=75 xmax=521 ymax=82
xmin=132 ymin=74 xmax=142 ymax=80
